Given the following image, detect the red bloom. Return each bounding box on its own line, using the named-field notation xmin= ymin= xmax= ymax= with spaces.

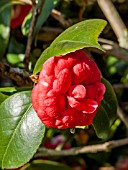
xmin=10 ymin=4 xmax=31 ymax=28
xmin=32 ymin=50 xmax=106 ymax=129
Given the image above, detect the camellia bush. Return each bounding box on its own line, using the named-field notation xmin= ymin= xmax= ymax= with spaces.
xmin=0 ymin=0 xmax=128 ymax=170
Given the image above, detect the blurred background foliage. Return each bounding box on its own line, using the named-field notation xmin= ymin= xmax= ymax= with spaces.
xmin=0 ymin=0 xmax=128 ymax=170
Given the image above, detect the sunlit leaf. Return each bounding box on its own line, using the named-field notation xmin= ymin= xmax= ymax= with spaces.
xmin=0 ymin=91 xmax=45 ymax=169
xmin=34 ymin=19 xmax=107 ymax=74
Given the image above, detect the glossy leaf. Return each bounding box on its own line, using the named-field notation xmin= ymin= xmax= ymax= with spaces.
xmin=0 ymin=4 xmax=11 ymax=59
xmin=22 ymin=0 xmax=60 ymax=36
xmin=93 ymin=78 xmax=117 ymax=139
xmin=33 ymin=19 xmax=107 ymax=74
xmin=22 ymin=160 xmax=71 ymax=170
xmin=0 ymin=91 xmax=45 ymax=169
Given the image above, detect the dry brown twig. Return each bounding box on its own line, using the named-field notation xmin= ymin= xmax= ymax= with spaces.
xmin=24 ymin=0 xmax=37 ymax=71
xmin=117 ymin=105 xmax=128 ymax=129
xmin=113 ymin=83 xmax=128 ymax=89
xmin=24 ymin=0 xmax=44 ymax=71
xmin=15 ymin=0 xmax=32 ymax=5
xmin=51 ymin=9 xmax=73 ymax=28
xmin=90 ymin=38 xmax=128 ymax=62
xmin=35 ymin=137 xmax=128 ymax=157
xmin=0 ymin=62 xmax=31 ymax=86
xmin=97 ymin=0 xmax=128 ymax=49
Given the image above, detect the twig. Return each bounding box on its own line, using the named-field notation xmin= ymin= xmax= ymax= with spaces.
xmin=97 ymin=0 xmax=128 ymax=48
xmin=51 ymin=9 xmax=73 ymax=28
xmin=113 ymin=83 xmax=128 ymax=89
xmin=117 ymin=105 xmax=128 ymax=129
xmin=15 ymin=0 xmax=32 ymax=5
xmin=24 ymin=0 xmax=45 ymax=70
xmin=99 ymin=38 xmax=128 ymax=61
xmin=92 ymin=38 xmax=128 ymax=62
xmin=0 ymin=62 xmax=31 ymax=86
xmin=34 ymin=138 xmax=128 ymax=157
xmin=24 ymin=0 xmax=37 ymax=71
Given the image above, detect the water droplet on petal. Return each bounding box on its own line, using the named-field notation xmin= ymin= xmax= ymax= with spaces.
xmin=70 ymin=128 xmax=75 ymax=134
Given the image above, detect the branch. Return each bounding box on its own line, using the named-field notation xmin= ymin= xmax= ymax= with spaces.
xmin=97 ymin=0 xmax=128 ymax=48
xmin=0 ymin=62 xmax=31 ymax=86
xmin=113 ymin=83 xmax=128 ymax=89
xmin=24 ymin=0 xmax=44 ymax=70
xmin=34 ymin=138 xmax=128 ymax=157
xmin=117 ymin=105 xmax=128 ymax=129
xmin=15 ymin=0 xmax=32 ymax=5
xmin=51 ymin=9 xmax=72 ymax=28
xmin=92 ymin=38 xmax=128 ymax=62
xmin=24 ymin=0 xmax=37 ymax=70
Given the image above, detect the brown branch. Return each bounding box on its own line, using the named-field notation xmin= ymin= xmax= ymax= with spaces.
xmin=34 ymin=138 xmax=128 ymax=157
xmin=0 ymin=62 xmax=32 ymax=86
xmin=14 ymin=0 xmax=32 ymax=5
xmin=92 ymin=38 xmax=128 ymax=62
xmin=24 ymin=0 xmax=37 ymax=71
xmin=117 ymin=105 xmax=128 ymax=129
xmin=24 ymin=0 xmax=45 ymax=71
xmin=97 ymin=0 xmax=128 ymax=48
xmin=113 ymin=83 xmax=128 ymax=89
xmin=51 ymin=9 xmax=73 ymax=28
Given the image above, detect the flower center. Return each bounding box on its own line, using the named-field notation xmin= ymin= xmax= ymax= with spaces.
xmin=67 ymin=84 xmax=98 ymax=114
xmin=68 ymin=84 xmax=86 ymax=100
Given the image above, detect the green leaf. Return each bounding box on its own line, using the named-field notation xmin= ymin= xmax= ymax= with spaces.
xmin=0 ymin=92 xmax=8 ymax=105
xmin=0 ymin=87 xmax=32 ymax=93
xmin=0 ymin=91 xmax=45 ymax=169
xmin=6 ymin=53 xmax=24 ymax=65
xmin=101 ymin=78 xmax=117 ymax=126
xmin=0 ymin=4 xmax=11 ymax=60
xmin=22 ymin=0 xmax=60 ymax=36
xmin=22 ymin=160 xmax=71 ymax=170
xmin=93 ymin=78 xmax=117 ymax=139
xmin=33 ymin=19 xmax=107 ymax=74
xmin=93 ymin=106 xmax=110 ymax=139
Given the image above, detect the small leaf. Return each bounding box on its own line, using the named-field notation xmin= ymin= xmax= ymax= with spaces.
xmin=22 ymin=160 xmax=71 ymax=170
xmin=7 ymin=53 xmax=24 ymax=65
xmin=0 ymin=87 xmax=32 ymax=93
xmin=0 ymin=91 xmax=45 ymax=169
xmin=22 ymin=0 xmax=60 ymax=36
xmin=0 ymin=87 xmax=18 ymax=93
xmin=33 ymin=19 xmax=107 ymax=74
xmin=93 ymin=78 xmax=117 ymax=139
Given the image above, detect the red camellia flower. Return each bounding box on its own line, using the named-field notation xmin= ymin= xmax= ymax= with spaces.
xmin=32 ymin=50 xmax=106 ymax=129
xmin=11 ymin=4 xmax=31 ymax=28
